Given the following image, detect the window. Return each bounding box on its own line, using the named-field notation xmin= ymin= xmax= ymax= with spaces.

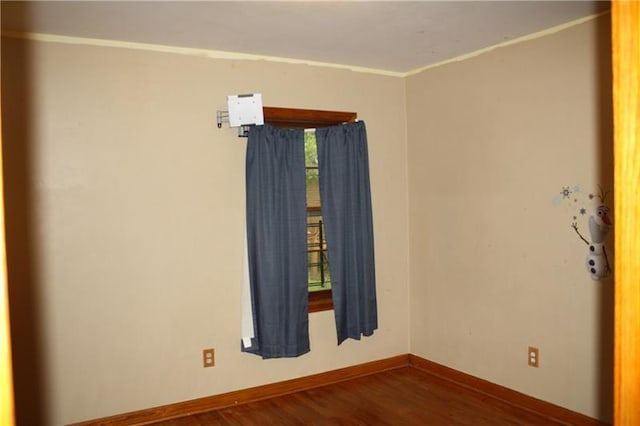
xmin=305 ymin=131 xmax=330 ymax=293
xmin=263 ymin=107 xmax=357 ymax=312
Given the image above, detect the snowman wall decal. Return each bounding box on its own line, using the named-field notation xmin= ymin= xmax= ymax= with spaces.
xmin=569 ymin=187 xmax=612 ymax=281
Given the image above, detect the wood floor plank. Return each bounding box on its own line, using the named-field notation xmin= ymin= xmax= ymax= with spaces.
xmin=151 ymin=367 xmax=569 ymax=425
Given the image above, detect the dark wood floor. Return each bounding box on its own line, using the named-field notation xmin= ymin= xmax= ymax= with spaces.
xmin=152 ymin=367 xmax=566 ymax=425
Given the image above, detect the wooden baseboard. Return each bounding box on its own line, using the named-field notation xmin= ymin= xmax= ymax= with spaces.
xmin=74 ymin=353 xmax=606 ymax=425
xmin=72 ymin=354 xmax=409 ymax=425
xmin=408 ymin=354 xmax=607 ymax=426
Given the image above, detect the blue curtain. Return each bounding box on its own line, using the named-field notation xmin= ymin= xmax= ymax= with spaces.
xmin=243 ymin=124 xmax=310 ymax=358
xmin=316 ymin=121 xmax=378 ymax=345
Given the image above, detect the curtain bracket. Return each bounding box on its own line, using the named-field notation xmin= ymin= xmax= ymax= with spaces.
xmin=216 ymin=110 xmax=252 ymax=137
xmin=216 ymin=110 xmax=229 ymax=128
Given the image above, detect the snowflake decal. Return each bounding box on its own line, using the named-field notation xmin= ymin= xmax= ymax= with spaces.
xmin=561 ymin=186 xmax=572 ymax=199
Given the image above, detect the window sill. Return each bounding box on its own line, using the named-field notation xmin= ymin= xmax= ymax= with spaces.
xmin=309 ymin=289 xmax=333 ymax=313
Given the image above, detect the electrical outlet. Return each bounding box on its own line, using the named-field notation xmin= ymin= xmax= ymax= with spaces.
xmin=203 ymin=348 xmax=215 ymax=368
xmin=528 ymin=346 xmax=539 ymax=368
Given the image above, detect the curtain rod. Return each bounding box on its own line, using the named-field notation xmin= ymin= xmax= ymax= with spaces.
xmin=217 ymin=113 xmax=358 ymax=138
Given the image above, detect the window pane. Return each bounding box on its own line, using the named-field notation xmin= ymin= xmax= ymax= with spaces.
xmin=305 ymin=131 xmax=331 ymax=292
xmin=305 ymin=132 xmax=320 ymax=208
xmin=304 ymin=132 xmax=318 ymax=167
xmin=307 ymin=216 xmax=331 ymax=292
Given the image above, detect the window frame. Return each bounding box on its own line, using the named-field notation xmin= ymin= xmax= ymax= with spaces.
xmin=262 ymin=106 xmax=357 ymax=313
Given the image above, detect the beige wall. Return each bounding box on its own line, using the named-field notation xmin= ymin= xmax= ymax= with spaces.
xmin=1 ymin=38 xmax=409 ymax=424
xmin=406 ymin=15 xmax=612 ymax=421
xmin=2 ymin=12 xmax=614 ymax=425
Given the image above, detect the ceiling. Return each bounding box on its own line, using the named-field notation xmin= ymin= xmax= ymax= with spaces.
xmin=1 ymin=1 xmax=610 ymax=75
